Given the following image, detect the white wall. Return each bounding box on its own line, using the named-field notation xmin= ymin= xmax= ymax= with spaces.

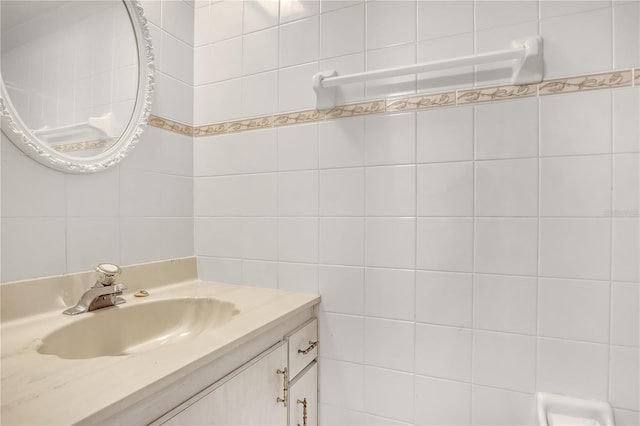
xmin=192 ymin=1 xmax=640 ymax=425
xmin=0 ymin=0 xmax=195 ymax=282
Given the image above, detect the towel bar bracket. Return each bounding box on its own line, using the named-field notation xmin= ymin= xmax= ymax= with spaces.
xmin=511 ymin=36 xmax=543 ymax=86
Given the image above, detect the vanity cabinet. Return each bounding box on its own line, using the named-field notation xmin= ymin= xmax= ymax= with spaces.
xmin=161 ymin=342 xmax=288 ymax=426
xmin=155 ymin=318 xmax=318 ymax=426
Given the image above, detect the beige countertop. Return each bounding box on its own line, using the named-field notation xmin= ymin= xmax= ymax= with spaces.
xmin=0 ymin=258 xmax=320 ymax=425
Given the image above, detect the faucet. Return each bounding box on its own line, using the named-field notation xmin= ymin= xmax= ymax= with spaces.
xmin=63 ymin=263 xmax=128 ymax=315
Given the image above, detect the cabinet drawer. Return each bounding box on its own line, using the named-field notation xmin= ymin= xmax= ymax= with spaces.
xmin=287 ymin=319 xmax=318 ymax=379
xmin=289 ymin=362 xmax=317 ymax=426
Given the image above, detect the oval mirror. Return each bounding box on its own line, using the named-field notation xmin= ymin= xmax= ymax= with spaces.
xmin=0 ymin=0 xmax=154 ymax=173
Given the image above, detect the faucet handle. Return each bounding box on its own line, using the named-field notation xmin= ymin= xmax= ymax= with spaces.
xmin=96 ymin=263 xmax=121 ymax=286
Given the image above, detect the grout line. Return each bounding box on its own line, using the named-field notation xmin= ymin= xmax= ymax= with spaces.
xmin=535 ymin=92 xmax=542 ymax=393
xmin=469 ymin=5 xmax=477 ymax=417
xmin=607 ymin=83 xmax=615 ymax=402
xmin=470 ymin=99 xmax=477 ymax=414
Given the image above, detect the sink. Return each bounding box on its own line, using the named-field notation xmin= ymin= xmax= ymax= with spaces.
xmin=37 ymin=297 xmax=239 ymax=359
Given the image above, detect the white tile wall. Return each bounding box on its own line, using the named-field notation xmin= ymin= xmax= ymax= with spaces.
xmin=365 ymin=165 xmax=416 ymax=216
xmin=417 ymin=1 xmax=473 ymax=41
xmin=471 ymin=385 xmax=537 ymax=426
xmin=319 ymin=117 xmax=366 ymax=168
xmin=66 ymin=218 xmax=120 ymax=272
xmin=189 ymin=0 xmax=639 ymax=418
xmin=278 ymin=217 xmax=318 ymax=263
xmin=611 ymin=282 xmax=640 ymax=347
xmin=540 ymin=156 xmax=611 ymax=217
xmin=365 ymin=218 xmax=415 ymax=269
xmin=277 ymin=123 xmax=319 ymax=171
xmin=473 ymin=274 xmax=537 ymax=335
xmin=363 ymin=366 xmax=414 ymax=423
xmin=278 ymin=262 xmax=318 ymax=293
xmin=319 ymin=218 xmax=364 ymax=266
xmin=475 ymin=159 xmax=538 ymax=217
xmin=320 ymin=358 xmax=364 ymax=411
xmin=242 ymin=260 xmax=278 ymax=288
xmin=474 ymin=98 xmax=539 ymax=160
xmin=364 ymin=267 xmax=415 ymax=321
xmin=540 ymin=8 xmax=612 ymax=78
xmin=475 ymin=1 xmax=538 ymax=31
xmin=320 ymin=4 xmax=365 ymax=60
xmin=365 ymin=1 xmax=415 ymax=51
xmin=538 ymin=338 xmax=610 ymax=401
xmin=319 ymin=312 xmax=364 ymax=363
xmin=279 ymin=16 xmax=319 ymax=68
xmin=319 ymin=265 xmax=364 ymax=315
xmin=416 ymin=271 xmax=472 ymax=327
xmin=364 ymin=318 xmax=414 ymax=372
xmin=242 ymin=28 xmax=278 ymax=75
xmin=540 ymin=90 xmax=612 ymax=156
xmin=1 ymin=217 xmax=67 ymax=281
xmin=415 ymin=323 xmax=472 ymax=382
xmin=613 ymin=2 xmax=640 ymax=69
xmin=539 ymin=219 xmax=611 ymax=280
xmin=319 ymin=168 xmax=365 ymax=216
xmin=472 ymin=331 xmax=537 ymax=393
xmin=417 ymin=106 xmax=474 ymax=163
xmin=417 ymin=162 xmax=474 ymax=216
xmin=414 ymin=376 xmax=471 ymax=426
xmin=539 ymin=278 xmax=610 ymax=343
xmin=610 ymin=346 xmax=640 ymax=411
xmin=280 ymin=0 xmax=319 ymax=24
xmin=365 ymin=113 xmax=416 ymax=166
xmin=243 ymin=0 xmax=279 ymax=34
xmin=416 ymin=218 xmax=474 ymax=272
xmin=278 ymin=171 xmax=319 ymax=216
xmin=475 ymin=218 xmax=538 ymax=276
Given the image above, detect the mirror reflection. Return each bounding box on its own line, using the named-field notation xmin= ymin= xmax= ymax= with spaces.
xmin=1 ymin=0 xmax=138 ymax=157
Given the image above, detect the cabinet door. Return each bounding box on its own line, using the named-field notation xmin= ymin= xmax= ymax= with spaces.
xmin=162 ymin=343 xmax=288 ymax=426
xmin=288 ymin=362 xmax=317 ymax=426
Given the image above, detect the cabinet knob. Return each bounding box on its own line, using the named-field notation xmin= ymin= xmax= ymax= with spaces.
xmin=297 ymin=340 xmax=318 ymax=355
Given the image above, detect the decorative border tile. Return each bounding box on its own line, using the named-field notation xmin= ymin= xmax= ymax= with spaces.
xmin=224 ymin=116 xmax=273 ymax=134
xmin=386 ymin=92 xmax=456 ymax=112
xmin=324 ymin=100 xmax=386 ymax=119
xmin=149 ymin=115 xmax=194 ymax=136
xmin=149 ymin=68 xmax=638 ymax=137
xmin=538 ymin=70 xmax=632 ymax=96
xmin=273 ymin=109 xmax=325 ymax=126
xmin=193 ymin=123 xmax=228 ymax=137
xmin=457 ymin=83 xmax=537 ymax=104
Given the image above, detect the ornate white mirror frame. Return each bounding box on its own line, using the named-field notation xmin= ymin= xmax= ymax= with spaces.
xmin=0 ymin=0 xmax=154 ymax=174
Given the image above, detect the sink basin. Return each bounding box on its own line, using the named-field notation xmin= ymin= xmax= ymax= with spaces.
xmin=37 ymin=297 xmax=239 ymax=359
